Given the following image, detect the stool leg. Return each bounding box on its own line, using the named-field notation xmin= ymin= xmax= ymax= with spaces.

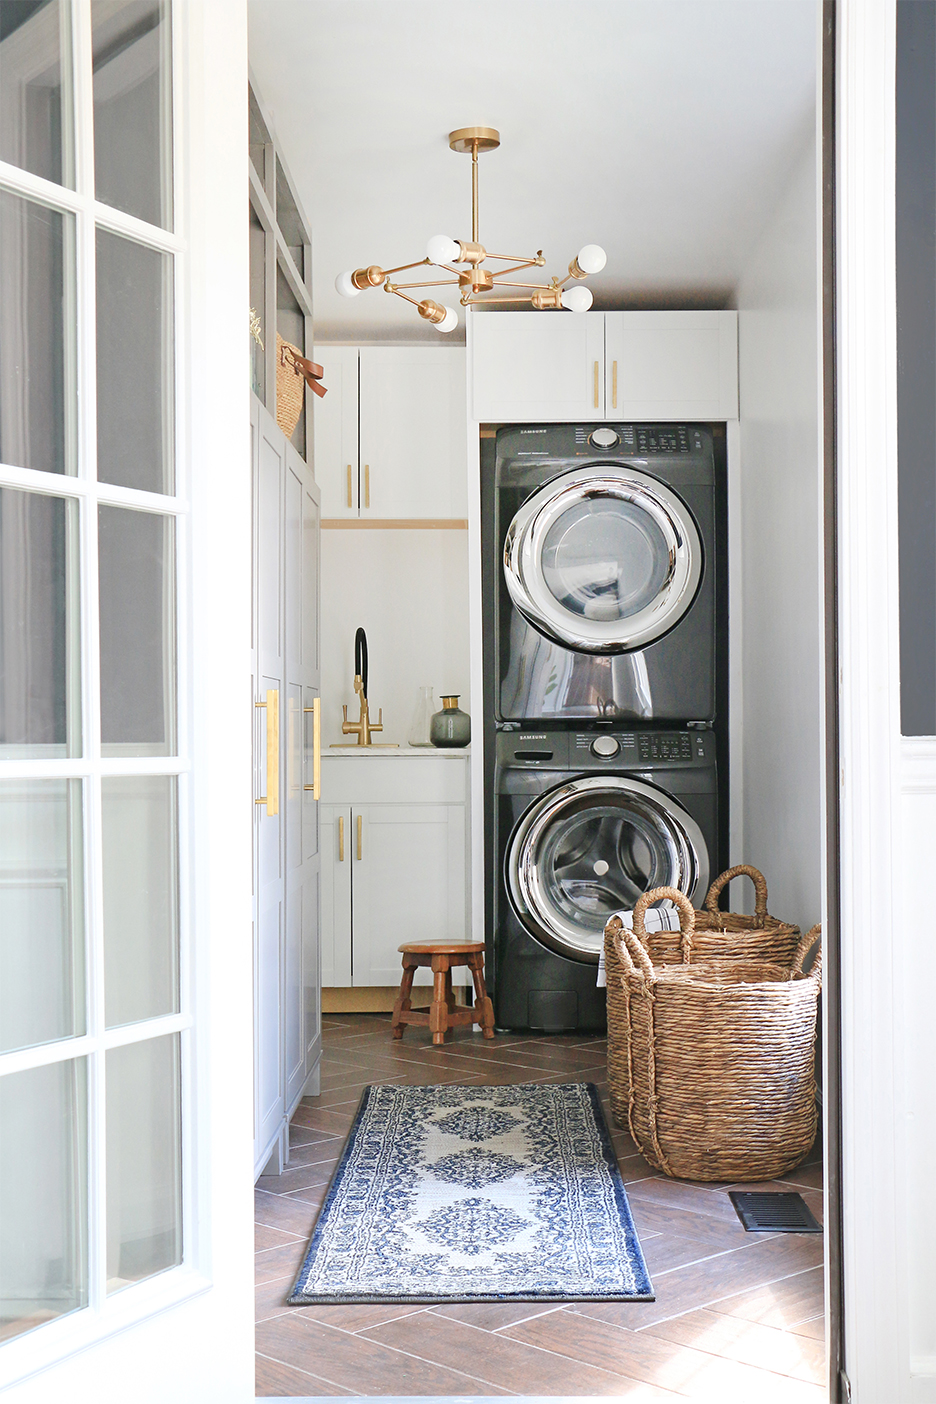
xmin=468 ymin=953 xmax=496 ymax=1039
xmin=445 ymin=968 xmax=457 ymax=1018
xmin=391 ymin=959 xmax=416 ymax=1040
xmin=430 ymin=955 xmax=451 ymax=1046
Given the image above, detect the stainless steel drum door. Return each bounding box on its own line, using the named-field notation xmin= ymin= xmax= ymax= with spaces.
xmin=507 ymin=776 xmax=708 ymax=961
xmin=503 ymin=466 xmax=703 ymax=653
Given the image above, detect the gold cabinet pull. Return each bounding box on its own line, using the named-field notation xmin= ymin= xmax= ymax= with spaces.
xmin=356 ymin=813 xmax=363 ymax=860
xmin=364 ymin=464 xmax=370 ymax=508
xmin=302 ymin=697 xmax=321 ymax=799
xmin=346 ymin=464 xmax=353 ymax=508
xmin=612 ymin=359 xmax=618 ymax=409
xmin=254 ymin=688 xmax=279 ymax=816
xmin=338 ymin=814 xmax=345 ymax=862
xmin=593 ymin=360 xmax=599 ymax=410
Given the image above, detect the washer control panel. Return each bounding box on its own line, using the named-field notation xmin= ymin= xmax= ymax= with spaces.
xmin=590 ymin=734 xmax=620 ymax=758
xmin=497 ymin=728 xmax=711 ymax=769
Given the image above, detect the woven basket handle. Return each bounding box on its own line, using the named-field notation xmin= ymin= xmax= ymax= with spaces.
xmin=791 ymin=924 xmax=822 ymax=986
xmin=633 ymin=886 xmax=696 ymax=964
xmin=704 ymin=864 xmax=769 ymax=927
xmin=613 ymin=923 xmax=655 ymax=984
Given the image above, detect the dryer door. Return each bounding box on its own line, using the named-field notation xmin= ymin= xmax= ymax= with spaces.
xmin=504 ymin=465 xmax=702 ymax=653
xmin=507 ymin=775 xmax=708 ymax=962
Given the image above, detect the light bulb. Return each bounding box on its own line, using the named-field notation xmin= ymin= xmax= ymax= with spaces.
xmin=426 ymin=234 xmax=460 ymax=265
xmin=436 ymin=306 xmax=459 ymax=333
xmin=576 ymin=244 xmax=607 ymax=275
xmin=561 ymin=285 xmax=594 ymax=313
xmin=335 ymin=270 xmax=360 ymax=298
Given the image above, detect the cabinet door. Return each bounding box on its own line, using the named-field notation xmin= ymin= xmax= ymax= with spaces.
xmin=358 ymin=348 xmax=467 ymax=518
xmin=351 ymin=802 xmax=467 ymax=985
xmin=469 ymin=311 xmax=605 ymax=421
xmin=320 ymin=804 xmax=352 ymax=986
xmin=311 ymin=344 xmax=358 ymax=517
xmin=604 ymin=311 xmax=739 ymax=420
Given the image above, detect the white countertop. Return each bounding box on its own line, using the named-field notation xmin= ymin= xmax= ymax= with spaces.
xmin=324 ymin=745 xmax=470 ymax=758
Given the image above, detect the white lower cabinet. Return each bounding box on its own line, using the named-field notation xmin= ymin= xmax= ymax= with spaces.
xmin=321 ymin=754 xmax=468 ymax=986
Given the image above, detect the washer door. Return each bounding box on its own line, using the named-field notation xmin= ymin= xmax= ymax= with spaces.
xmin=504 ymin=465 xmax=703 ymax=653
xmin=507 ymin=775 xmax=708 ymax=962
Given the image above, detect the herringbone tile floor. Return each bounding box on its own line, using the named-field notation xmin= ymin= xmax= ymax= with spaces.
xmin=255 ymin=1014 xmax=826 ymax=1399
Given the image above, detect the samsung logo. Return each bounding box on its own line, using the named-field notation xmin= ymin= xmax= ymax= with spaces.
xmin=519 ymin=428 xmax=547 ymax=434
xmin=520 ymin=734 xmax=547 ymax=740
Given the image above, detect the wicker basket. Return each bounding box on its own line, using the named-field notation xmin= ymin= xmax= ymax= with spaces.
xmin=608 ymin=887 xmax=821 ymax=1181
xmin=276 ymin=333 xmax=306 ymax=440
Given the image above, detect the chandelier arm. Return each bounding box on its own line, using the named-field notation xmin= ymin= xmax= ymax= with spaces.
xmin=484 ymin=260 xmax=545 ymax=278
xmin=488 ymin=281 xmax=557 ymax=291
xmin=471 ymin=141 xmax=479 ymax=244
xmin=379 ymin=257 xmax=432 ymax=277
xmin=484 ymin=254 xmax=545 ymax=266
xmin=389 ymin=278 xmax=460 ymax=289
xmin=386 ymin=287 xmax=425 ymax=308
xmin=464 ymin=294 xmax=544 ymax=305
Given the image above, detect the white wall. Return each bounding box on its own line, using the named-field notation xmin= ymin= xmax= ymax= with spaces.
xmin=320 ymin=529 xmax=470 ymax=748
xmin=735 ymin=126 xmax=822 ymax=932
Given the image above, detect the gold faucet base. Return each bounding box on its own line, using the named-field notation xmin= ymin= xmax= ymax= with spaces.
xmin=338 ymin=675 xmax=397 ymax=747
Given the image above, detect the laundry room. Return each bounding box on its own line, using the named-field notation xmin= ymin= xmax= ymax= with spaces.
xmin=247 ymin=0 xmax=827 ymax=1396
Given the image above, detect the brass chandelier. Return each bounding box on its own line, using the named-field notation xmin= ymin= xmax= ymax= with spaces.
xmin=335 ymin=127 xmax=607 ymax=332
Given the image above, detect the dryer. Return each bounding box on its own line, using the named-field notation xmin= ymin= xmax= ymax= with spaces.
xmin=489 ymin=423 xmax=727 ymax=724
xmin=492 ymin=725 xmax=718 ymax=1032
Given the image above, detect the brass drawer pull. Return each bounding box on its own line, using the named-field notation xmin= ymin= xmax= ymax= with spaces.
xmin=254 ymin=688 xmax=279 ymax=816
xmin=338 ymin=814 xmax=345 ymax=861
xmin=356 ymin=813 xmax=363 ymax=860
xmin=364 ymin=463 xmax=370 ymax=508
xmin=302 ymin=697 xmax=321 ymax=799
xmin=347 ymin=464 xmax=353 ymax=508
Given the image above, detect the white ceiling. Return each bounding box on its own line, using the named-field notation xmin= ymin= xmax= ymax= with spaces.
xmin=247 ymin=0 xmax=818 ymax=344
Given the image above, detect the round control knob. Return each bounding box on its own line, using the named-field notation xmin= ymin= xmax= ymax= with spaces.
xmin=591 ymin=735 xmax=620 ymax=758
xmin=589 ymin=427 xmax=620 ymax=449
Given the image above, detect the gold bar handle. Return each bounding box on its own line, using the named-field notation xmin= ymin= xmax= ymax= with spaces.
xmin=364 ymin=464 xmax=370 ymax=508
xmin=338 ymin=815 xmax=345 ymax=862
xmin=612 ymin=359 xmax=618 ymax=409
xmin=593 ymin=360 xmax=599 ymax=410
xmin=356 ymin=813 xmax=363 ymax=860
xmin=254 ymin=688 xmax=279 ymax=816
xmin=346 ymin=464 xmax=353 ymax=509
xmin=302 ymin=697 xmax=321 ymax=798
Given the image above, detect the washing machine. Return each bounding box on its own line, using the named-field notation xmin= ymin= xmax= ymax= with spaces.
xmin=488 ymin=423 xmax=727 ymax=724
xmin=492 ymin=725 xmax=718 ymax=1032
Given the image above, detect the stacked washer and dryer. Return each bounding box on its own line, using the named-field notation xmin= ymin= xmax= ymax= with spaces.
xmin=481 ymin=422 xmax=729 ymax=1032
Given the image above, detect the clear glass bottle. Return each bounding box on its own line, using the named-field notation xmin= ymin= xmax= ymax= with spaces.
xmin=430 ymin=695 xmax=471 ymax=749
xmin=407 ymin=685 xmax=435 ymax=747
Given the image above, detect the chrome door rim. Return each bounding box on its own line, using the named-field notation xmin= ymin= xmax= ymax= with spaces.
xmin=503 ymin=465 xmax=703 ymax=653
xmin=507 ymin=775 xmax=708 ymax=961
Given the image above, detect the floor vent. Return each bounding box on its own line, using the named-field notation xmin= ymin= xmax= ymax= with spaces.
xmin=728 ymin=1190 xmax=822 ymax=1233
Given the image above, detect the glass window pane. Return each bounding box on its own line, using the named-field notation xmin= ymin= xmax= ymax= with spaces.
xmin=0 ymin=0 xmax=73 ymax=187
xmin=106 ymin=1034 xmax=181 ymax=1292
xmin=249 ymin=202 xmax=266 ymax=403
xmin=99 ymin=506 xmax=176 ymax=756
xmin=0 ymin=780 xmax=85 ymax=1054
xmin=91 ymin=0 xmax=172 ymax=230
xmin=275 ymin=156 xmax=307 ymax=279
xmin=0 ymin=489 xmax=80 ymax=759
xmin=0 ymin=190 xmax=72 ymax=476
xmin=277 ymin=262 xmax=305 ymax=457
xmin=96 ymin=229 xmax=173 ymax=494
xmin=0 ymin=1059 xmax=88 ymax=1341
xmin=103 ymin=776 xmax=178 ymax=1028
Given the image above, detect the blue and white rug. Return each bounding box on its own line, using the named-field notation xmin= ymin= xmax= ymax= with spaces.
xmin=289 ymin=1082 xmax=653 ymax=1303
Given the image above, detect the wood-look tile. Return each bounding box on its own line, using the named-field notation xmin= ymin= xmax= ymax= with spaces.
xmin=431 ymin=1300 xmax=567 ymax=1331
xmin=288 ymin=1121 xmax=344 ymax=1147
xmin=792 ymin=1315 xmax=826 ymax=1341
xmin=506 ymin=1310 xmax=826 ymax=1402
xmin=578 ymin=1233 xmax=824 ymax=1327
xmin=255 ymin=1352 xmax=353 ymax=1397
xmin=256 ymin=1314 xmax=511 ymax=1395
xmin=625 ymin=1177 xmax=749 ymax=1226
xmin=642 ymin=1306 xmax=826 ymax=1382
xmin=257 ymin=1162 xmax=336 ymax=1196
xmin=255 ymin=1188 xmax=320 ymax=1237
xmin=255 ymin=1276 xmax=295 ymax=1323
xmin=780 ymin=1160 xmax=824 ymax=1191
xmin=362 ymin=1310 xmax=671 ymax=1397
xmin=289 ymin=1106 xmax=357 ymax=1135
xmin=288 ymin=1301 xmax=431 ymax=1332
xmin=640 ymin=1231 xmax=739 ymax=1276
xmin=710 ymin=1266 xmax=825 ymax=1330
xmin=256 ymin=1222 xmax=302 ymax=1252
xmin=255 ymin=1239 xmax=308 ymax=1286
xmin=282 ymin=1140 xmax=343 ymax=1170
xmin=628 ymin=1195 xmax=770 ymax=1252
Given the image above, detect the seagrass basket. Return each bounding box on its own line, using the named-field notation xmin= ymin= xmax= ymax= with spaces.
xmin=276 ymin=333 xmax=306 ymax=440
xmin=608 ymin=887 xmax=821 ymax=1181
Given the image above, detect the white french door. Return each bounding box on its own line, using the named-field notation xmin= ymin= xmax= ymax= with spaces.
xmin=0 ymin=2 xmax=254 ymax=1399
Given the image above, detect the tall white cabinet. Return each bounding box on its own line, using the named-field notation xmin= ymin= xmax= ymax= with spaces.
xmin=252 ymin=396 xmax=322 ymax=1179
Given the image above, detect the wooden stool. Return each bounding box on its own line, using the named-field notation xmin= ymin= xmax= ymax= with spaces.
xmin=391 ymin=942 xmax=495 ymax=1045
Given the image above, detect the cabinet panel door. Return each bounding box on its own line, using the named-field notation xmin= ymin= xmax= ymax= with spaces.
xmin=311 ymin=344 xmax=358 ymax=517
xmin=320 ymin=803 xmax=352 ymax=986
xmin=469 ymin=311 xmax=605 ymax=421
xmin=351 ymin=803 xmax=466 ymax=986
xmin=604 ymin=311 xmax=739 ymax=420
xmin=358 ymin=348 xmax=467 ymax=518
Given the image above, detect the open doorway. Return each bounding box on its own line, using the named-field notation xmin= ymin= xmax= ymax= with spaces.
xmin=247 ymin=1 xmax=836 ymax=1399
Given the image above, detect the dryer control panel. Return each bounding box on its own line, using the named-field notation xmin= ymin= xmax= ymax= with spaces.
xmin=497 ymin=728 xmax=711 ymax=770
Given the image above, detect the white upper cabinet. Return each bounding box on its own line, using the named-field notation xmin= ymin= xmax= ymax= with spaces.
xmin=604 ymin=311 xmax=738 ymax=420
xmin=469 ymin=310 xmax=739 ymax=422
xmin=469 ymin=312 xmax=606 ymax=421
xmin=313 ymin=345 xmax=467 ymax=519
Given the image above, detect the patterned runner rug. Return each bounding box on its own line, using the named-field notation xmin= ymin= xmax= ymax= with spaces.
xmin=289 ymin=1082 xmax=653 ymax=1303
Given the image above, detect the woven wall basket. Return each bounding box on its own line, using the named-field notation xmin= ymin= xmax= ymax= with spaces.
xmin=609 ymin=887 xmax=821 ymax=1182
xmin=276 ymin=333 xmax=306 ymax=440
